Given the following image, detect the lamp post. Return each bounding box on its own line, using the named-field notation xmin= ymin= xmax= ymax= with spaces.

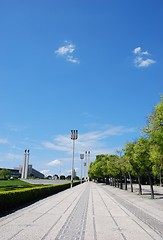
xmin=87 ymin=151 xmax=91 ymax=181
xmin=80 ymin=154 xmax=84 ymax=184
xmin=84 ymin=151 xmax=87 ymax=181
xmin=84 ymin=151 xmax=91 ymax=181
xmin=70 ymin=130 xmax=78 ymax=188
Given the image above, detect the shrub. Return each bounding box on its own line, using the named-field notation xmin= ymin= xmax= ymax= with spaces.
xmin=0 ymin=181 xmax=80 ymax=213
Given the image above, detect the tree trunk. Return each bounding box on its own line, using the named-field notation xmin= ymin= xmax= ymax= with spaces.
xmin=124 ymin=175 xmax=127 ymax=190
xmin=113 ymin=177 xmax=116 ymax=187
xmin=106 ymin=176 xmax=109 ymax=185
xmin=159 ymin=166 xmax=162 ymax=187
xmin=114 ymin=178 xmax=117 ymax=187
xmin=117 ymin=178 xmax=119 ymax=188
xmin=120 ymin=175 xmax=123 ymax=189
xmin=148 ymin=173 xmax=154 ymax=199
xmin=137 ymin=175 xmax=142 ymax=195
xmin=128 ymin=172 xmax=133 ymax=192
xmin=110 ymin=177 xmax=112 ymax=186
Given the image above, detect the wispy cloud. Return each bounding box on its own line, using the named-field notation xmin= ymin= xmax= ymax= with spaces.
xmin=42 ymin=125 xmax=135 ymax=158
xmin=55 ymin=41 xmax=80 ymax=64
xmin=66 ymin=55 xmax=79 ymax=64
xmin=6 ymin=123 xmax=20 ymax=132
xmin=0 ymin=152 xmax=22 ymax=161
xmin=133 ymin=47 xmax=156 ymax=68
xmin=55 ymin=42 xmax=75 ymax=55
xmin=0 ymin=138 xmax=8 ymax=144
xmin=40 ymin=169 xmax=50 ymax=176
xmin=47 ymin=159 xmax=62 ymax=166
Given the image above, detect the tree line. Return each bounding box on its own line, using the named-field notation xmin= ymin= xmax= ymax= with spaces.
xmin=88 ymin=96 xmax=163 ymax=199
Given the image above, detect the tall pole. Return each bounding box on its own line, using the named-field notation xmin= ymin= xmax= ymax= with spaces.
xmin=84 ymin=151 xmax=87 ymax=181
xmin=70 ymin=130 xmax=78 ymax=188
xmin=71 ymin=139 xmax=75 ymax=188
xmin=80 ymin=154 xmax=84 ymax=184
xmin=88 ymin=151 xmax=91 ymax=181
xmin=21 ymin=149 xmax=27 ymax=179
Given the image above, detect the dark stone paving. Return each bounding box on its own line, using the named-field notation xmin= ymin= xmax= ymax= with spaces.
xmin=55 ymin=185 xmax=90 ymax=240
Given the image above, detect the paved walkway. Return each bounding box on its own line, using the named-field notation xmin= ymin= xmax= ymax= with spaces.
xmin=0 ymin=182 xmax=163 ymax=240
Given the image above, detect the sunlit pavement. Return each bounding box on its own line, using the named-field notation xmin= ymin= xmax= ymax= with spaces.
xmin=21 ymin=178 xmax=70 ymax=185
xmin=0 ymin=182 xmax=163 ymax=240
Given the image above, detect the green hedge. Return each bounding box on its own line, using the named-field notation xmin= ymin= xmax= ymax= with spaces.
xmin=0 ymin=181 xmax=80 ymax=213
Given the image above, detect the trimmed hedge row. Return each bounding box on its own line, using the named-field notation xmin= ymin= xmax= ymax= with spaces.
xmin=0 ymin=181 xmax=80 ymax=213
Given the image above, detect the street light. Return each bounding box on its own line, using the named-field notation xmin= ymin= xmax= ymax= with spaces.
xmin=70 ymin=130 xmax=78 ymax=188
xmin=80 ymin=154 xmax=84 ymax=184
xmin=84 ymin=151 xmax=87 ymax=181
xmin=87 ymin=151 xmax=91 ymax=181
xmin=84 ymin=151 xmax=91 ymax=181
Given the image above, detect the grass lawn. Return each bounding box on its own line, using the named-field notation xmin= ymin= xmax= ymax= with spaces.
xmin=0 ymin=179 xmax=37 ymax=192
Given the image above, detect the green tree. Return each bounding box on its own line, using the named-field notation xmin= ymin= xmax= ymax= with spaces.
xmin=144 ymin=96 xmax=163 ymax=186
xmin=88 ymin=154 xmax=107 ymax=181
xmin=107 ymin=154 xmax=120 ymax=187
xmin=123 ymin=142 xmax=136 ymax=192
xmin=0 ymin=168 xmax=11 ymax=179
xmin=118 ymin=155 xmax=130 ymax=190
xmin=134 ymin=137 xmax=154 ymax=199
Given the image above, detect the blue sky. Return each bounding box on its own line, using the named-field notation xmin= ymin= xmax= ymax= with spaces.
xmin=0 ymin=0 xmax=163 ymax=177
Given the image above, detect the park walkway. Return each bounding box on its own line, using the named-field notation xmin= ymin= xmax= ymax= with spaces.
xmin=0 ymin=182 xmax=163 ymax=240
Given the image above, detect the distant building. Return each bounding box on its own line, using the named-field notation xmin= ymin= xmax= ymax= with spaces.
xmin=15 ymin=165 xmax=44 ymax=179
xmin=27 ymin=165 xmax=44 ymax=178
xmin=0 ymin=168 xmax=21 ymax=178
xmin=0 ymin=165 xmax=44 ymax=179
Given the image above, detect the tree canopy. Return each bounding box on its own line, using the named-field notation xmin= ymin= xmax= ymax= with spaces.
xmin=88 ymin=95 xmax=163 ymax=199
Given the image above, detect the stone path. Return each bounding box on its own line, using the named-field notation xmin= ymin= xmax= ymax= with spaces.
xmin=0 ymin=182 xmax=163 ymax=240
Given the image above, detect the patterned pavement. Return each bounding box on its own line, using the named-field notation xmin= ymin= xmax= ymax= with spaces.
xmin=0 ymin=182 xmax=163 ymax=240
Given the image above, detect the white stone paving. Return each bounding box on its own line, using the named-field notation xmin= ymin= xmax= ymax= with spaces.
xmin=0 ymin=182 xmax=163 ymax=240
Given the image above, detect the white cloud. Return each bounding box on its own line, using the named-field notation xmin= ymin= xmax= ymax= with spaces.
xmin=133 ymin=47 xmax=156 ymax=68
xmin=133 ymin=47 xmax=149 ymax=56
xmin=0 ymin=138 xmax=8 ymax=144
xmin=43 ymin=137 xmax=71 ymax=153
xmin=42 ymin=125 xmax=135 ymax=158
xmin=135 ymin=56 xmax=156 ymax=68
xmin=1 ymin=152 xmax=22 ymax=161
xmin=47 ymin=159 xmax=62 ymax=166
xmin=142 ymin=50 xmax=149 ymax=55
xmin=133 ymin=47 xmax=142 ymax=55
xmin=55 ymin=43 xmax=75 ymax=56
xmin=66 ymin=55 xmax=80 ymax=64
xmin=40 ymin=169 xmax=50 ymax=176
xmin=55 ymin=41 xmax=79 ymax=64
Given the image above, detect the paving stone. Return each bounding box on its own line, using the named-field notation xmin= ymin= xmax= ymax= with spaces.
xmin=0 ymin=182 xmax=163 ymax=240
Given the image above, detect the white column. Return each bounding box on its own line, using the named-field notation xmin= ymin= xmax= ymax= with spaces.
xmin=21 ymin=150 xmax=27 ymax=178
xmin=24 ymin=150 xmax=30 ymax=179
